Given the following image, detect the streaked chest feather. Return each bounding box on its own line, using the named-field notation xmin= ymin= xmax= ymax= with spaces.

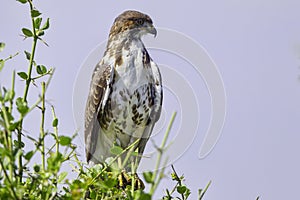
xmin=98 ymin=40 xmax=156 ymax=142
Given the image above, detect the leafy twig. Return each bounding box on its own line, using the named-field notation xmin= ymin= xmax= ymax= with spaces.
xmin=0 ymin=159 xmax=19 ymax=200
xmin=17 ymin=0 xmax=39 ymax=183
xmin=150 ymin=112 xmax=177 ymax=195
xmin=199 ymin=180 xmax=211 ymax=200
xmin=171 ymin=165 xmax=185 ymax=200
xmin=51 ymin=106 xmax=59 ymax=153
xmin=87 ymin=138 xmax=141 ymax=187
xmin=40 ymin=82 xmax=46 ymax=171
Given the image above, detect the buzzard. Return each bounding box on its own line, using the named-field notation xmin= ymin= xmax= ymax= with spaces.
xmin=84 ymin=10 xmax=163 ymax=169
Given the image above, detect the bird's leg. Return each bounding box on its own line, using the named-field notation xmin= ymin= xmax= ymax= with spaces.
xmin=118 ymin=169 xmax=130 ymax=189
xmin=133 ymin=173 xmax=145 ymax=190
xmin=130 ymin=157 xmax=145 ymax=190
xmin=117 ymin=170 xmax=145 ymax=190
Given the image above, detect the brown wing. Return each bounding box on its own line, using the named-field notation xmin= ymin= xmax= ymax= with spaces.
xmin=84 ymin=63 xmax=114 ymax=162
xmin=136 ymin=61 xmax=163 ymax=160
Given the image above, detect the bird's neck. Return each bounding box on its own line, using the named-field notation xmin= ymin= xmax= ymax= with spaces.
xmin=103 ymin=33 xmax=150 ymax=89
xmin=107 ymin=31 xmax=144 ymax=48
xmin=105 ymin=34 xmax=145 ymax=60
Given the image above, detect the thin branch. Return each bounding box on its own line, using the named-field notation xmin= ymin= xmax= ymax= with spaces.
xmin=0 ymin=159 xmax=19 ymax=200
xmin=150 ymin=112 xmax=176 ymax=195
xmin=87 ymin=138 xmax=141 ymax=187
xmin=0 ymin=101 xmax=14 ymax=180
xmin=8 ymin=70 xmax=15 ymax=113
xmin=3 ymin=52 xmax=19 ymax=62
xmin=199 ymin=180 xmax=211 ymax=200
xmin=51 ymin=106 xmax=59 ymax=153
xmin=40 ymin=82 xmax=46 ymax=171
xmin=171 ymin=165 xmax=185 ymax=200
xmin=17 ymin=0 xmax=39 ymax=183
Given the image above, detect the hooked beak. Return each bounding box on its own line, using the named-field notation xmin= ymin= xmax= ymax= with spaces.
xmin=147 ymin=24 xmax=157 ymax=37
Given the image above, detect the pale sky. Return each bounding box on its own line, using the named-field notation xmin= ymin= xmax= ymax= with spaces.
xmin=1 ymin=1 xmax=300 ymax=199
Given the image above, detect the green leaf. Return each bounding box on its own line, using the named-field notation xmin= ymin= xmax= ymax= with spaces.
xmin=143 ymin=171 xmax=153 ymax=183
xmin=24 ymin=151 xmax=34 ymax=160
xmin=177 ymin=185 xmax=187 ymax=194
xmin=33 ymin=164 xmax=40 ymax=172
xmin=22 ymin=28 xmax=33 ymax=37
xmin=41 ymin=18 xmax=50 ymax=30
xmin=110 ymin=145 xmax=123 ymax=155
xmin=58 ymin=136 xmax=72 ymax=146
xmin=171 ymin=172 xmax=177 ymax=180
xmin=52 ymin=118 xmax=58 ymax=127
xmin=0 ymin=60 xmax=4 ymax=72
xmin=37 ymin=30 xmax=44 ymax=37
xmin=36 ymin=65 xmax=47 ymax=75
xmin=17 ymin=72 xmax=28 ymax=80
xmin=0 ymin=42 xmax=5 ymax=52
xmin=133 ymin=190 xmax=151 ymax=200
xmin=24 ymin=51 xmax=31 ymax=60
xmin=4 ymin=89 xmax=15 ymax=102
xmin=17 ymin=0 xmax=27 ymax=4
xmin=0 ymin=147 xmax=10 ymax=157
xmin=131 ymin=151 xmax=138 ymax=157
xmin=89 ymin=189 xmax=96 ymax=199
xmin=14 ymin=139 xmax=25 ymax=148
xmin=138 ymin=193 xmax=151 ymax=200
xmin=58 ymin=172 xmax=68 ymax=183
xmin=47 ymin=152 xmax=63 ymax=173
xmin=9 ymin=121 xmax=20 ymax=131
xmin=16 ymin=97 xmax=29 ymax=115
xmin=104 ymin=178 xmax=117 ymax=188
xmin=185 ymin=188 xmax=191 ymax=198
xmin=31 ymin=9 xmax=41 ymax=18
xmin=1 ymin=103 xmax=14 ymax=121
xmin=34 ymin=18 xmax=42 ymax=29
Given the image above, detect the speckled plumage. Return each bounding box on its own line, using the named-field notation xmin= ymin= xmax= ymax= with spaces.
xmin=84 ymin=10 xmax=162 ymax=167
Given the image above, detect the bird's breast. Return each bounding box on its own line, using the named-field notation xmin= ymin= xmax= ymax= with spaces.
xmin=100 ymin=82 xmax=154 ymax=148
xmin=99 ymin=45 xmax=156 ymax=142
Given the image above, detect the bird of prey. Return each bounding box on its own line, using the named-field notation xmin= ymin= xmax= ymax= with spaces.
xmin=84 ymin=10 xmax=163 ymax=169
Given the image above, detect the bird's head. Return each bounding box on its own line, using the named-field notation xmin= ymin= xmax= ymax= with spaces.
xmin=109 ymin=10 xmax=157 ymax=39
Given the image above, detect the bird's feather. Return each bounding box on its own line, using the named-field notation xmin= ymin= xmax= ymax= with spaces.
xmin=84 ymin=10 xmax=162 ymax=167
xmin=84 ymin=63 xmax=114 ymax=162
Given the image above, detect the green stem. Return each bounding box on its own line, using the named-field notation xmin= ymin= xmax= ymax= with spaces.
xmin=23 ymin=0 xmax=38 ymax=101
xmin=51 ymin=106 xmax=59 ymax=153
xmin=171 ymin=165 xmax=185 ymax=200
xmin=63 ymin=146 xmax=76 ymax=162
xmin=8 ymin=70 xmax=15 ymax=113
xmin=1 ymin=103 xmax=11 ymax=148
xmin=0 ymin=158 xmax=19 ymax=200
xmin=8 ymin=71 xmax=15 ymax=180
xmin=17 ymin=0 xmax=39 ymax=183
xmin=88 ymin=138 xmax=141 ymax=186
xmin=40 ymin=82 xmax=46 ymax=171
xmin=1 ymin=102 xmax=13 ymax=180
xmin=73 ymin=153 xmax=84 ymax=174
xmin=199 ymin=180 xmax=211 ymax=200
xmin=27 ymin=72 xmax=54 ymax=113
xmin=4 ymin=52 xmax=19 ymax=62
xmin=22 ymin=37 xmax=37 ymax=100
xmin=150 ymin=112 xmax=176 ymax=195
xmin=121 ymin=139 xmax=137 ymax=169
xmin=131 ymin=161 xmax=135 ymax=196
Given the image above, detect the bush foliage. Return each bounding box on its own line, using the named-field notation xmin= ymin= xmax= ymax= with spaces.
xmin=0 ymin=1 xmax=211 ymax=199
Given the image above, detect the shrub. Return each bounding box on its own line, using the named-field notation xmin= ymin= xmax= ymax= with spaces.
xmin=0 ymin=1 xmax=211 ymax=199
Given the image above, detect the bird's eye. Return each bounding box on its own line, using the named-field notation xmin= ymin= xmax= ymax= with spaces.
xmin=137 ymin=19 xmax=144 ymax=25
